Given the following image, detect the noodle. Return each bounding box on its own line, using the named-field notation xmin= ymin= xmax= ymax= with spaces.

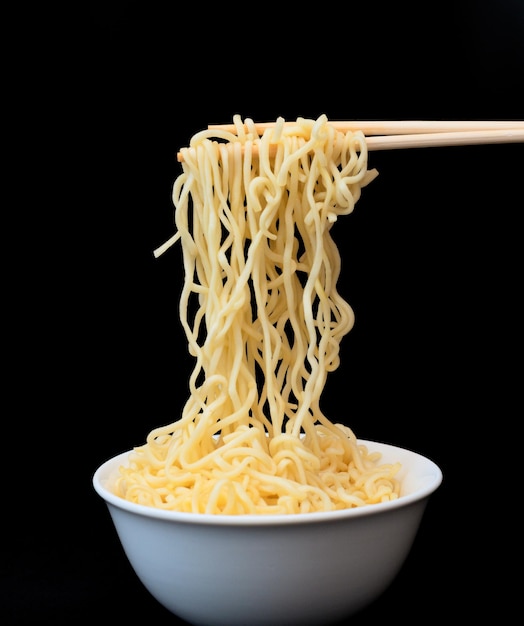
xmin=116 ymin=114 xmax=401 ymax=514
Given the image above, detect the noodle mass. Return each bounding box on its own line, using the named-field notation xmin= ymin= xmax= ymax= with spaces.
xmin=116 ymin=114 xmax=401 ymax=514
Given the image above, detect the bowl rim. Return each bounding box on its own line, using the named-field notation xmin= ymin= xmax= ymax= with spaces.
xmin=92 ymin=439 xmax=443 ymax=526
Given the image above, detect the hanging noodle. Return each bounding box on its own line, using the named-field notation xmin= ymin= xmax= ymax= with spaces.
xmin=116 ymin=114 xmax=401 ymax=514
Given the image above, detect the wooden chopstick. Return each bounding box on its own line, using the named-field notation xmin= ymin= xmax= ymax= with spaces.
xmin=208 ymin=120 xmax=524 ymax=135
xmin=176 ymin=123 xmax=524 ymax=162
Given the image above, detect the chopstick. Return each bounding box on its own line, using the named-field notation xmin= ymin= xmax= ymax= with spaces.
xmin=176 ymin=121 xmax=524 ymax=162
xmin=208 ymin=120 xmax=524 ymax=135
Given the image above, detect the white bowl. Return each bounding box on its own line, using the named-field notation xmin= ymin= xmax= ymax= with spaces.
xmin=93 ymin=439 xmax=442 ymax=626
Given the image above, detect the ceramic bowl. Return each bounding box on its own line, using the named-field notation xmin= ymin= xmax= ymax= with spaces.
xmin=93 ymin=439 xmax=442 ymax=626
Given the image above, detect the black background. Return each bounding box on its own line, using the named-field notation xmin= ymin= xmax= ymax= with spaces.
xmin=5 ymin=1 xmax=523 ymax=624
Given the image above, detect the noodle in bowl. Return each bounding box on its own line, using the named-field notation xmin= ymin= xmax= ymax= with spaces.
xmin=93 ymin=439 xmax=442 ymax=626
xmin=94 ymin=116 xmax=443 ymax=624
